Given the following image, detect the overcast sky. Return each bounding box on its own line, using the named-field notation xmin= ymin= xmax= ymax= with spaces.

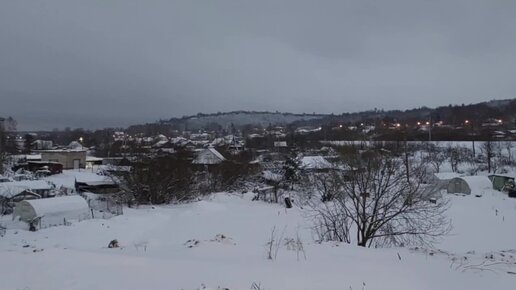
xmin=1 ymin=1 xmax=516 ymax=131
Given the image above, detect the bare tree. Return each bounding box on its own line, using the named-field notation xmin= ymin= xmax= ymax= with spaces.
xmin=307 ymin=152 xmax=450 ymax=247
xmin=117 ymin=155 xmax=195 ymax=205
xmin=0 ymin=149 xmax=7 ymax=175
xmin=0 ymin=124 xmax=8 ymax=174
xmin=504 ymin=141 xmax=513 ymax=166
xmin=446 ymin=145 xmax=472 ymax=173
xmin=0 ymin=117 xmax=19 ymax=155
xmin=493 ymin=142 xmax=505 ymax=173
xmin=481 ymin=141 xmax=503 ymax=173
xmin=0 ymin=198 xmax=9 ymax=215
xmin=300 ymin=168 xmax=353 ymax=243
xmin=424 ymin=144 xmax=446 ymax=173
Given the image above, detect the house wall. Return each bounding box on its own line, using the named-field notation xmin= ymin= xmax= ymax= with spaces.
xmin=41 ymin=151 xmax=87 ymax=169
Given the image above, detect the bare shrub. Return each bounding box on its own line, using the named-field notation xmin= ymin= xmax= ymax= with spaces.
xmin=265 ymin=226 xmax=286 ymax=260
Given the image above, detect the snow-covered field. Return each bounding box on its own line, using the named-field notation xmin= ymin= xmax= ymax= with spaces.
xmin=2 ymin=171 xmax=516 ymax=289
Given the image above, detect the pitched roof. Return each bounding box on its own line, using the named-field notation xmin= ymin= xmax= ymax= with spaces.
xmin=192 ymin=148 xmax=226 ymax=165
xmin=0 ymin=180 xmax=53 ymax=198
xmin=300 ymin=156 xmax=333 ymax=170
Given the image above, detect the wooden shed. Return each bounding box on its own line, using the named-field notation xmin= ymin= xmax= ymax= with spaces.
xmin=488 ymin=174 xmax=515 ymax=192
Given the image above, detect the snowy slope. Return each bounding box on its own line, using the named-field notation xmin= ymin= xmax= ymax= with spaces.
xmin=2 ymin=189 xmax=516 ymax=289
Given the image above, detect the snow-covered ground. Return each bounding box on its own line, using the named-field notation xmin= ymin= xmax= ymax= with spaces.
xmin=44 ymin=169 xmax=112 ymax=189
xmin=1 ymin=171 xmax=516 ymax=289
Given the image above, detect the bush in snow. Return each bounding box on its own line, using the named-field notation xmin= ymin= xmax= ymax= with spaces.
xmin=116 ymin=155 xmax=196 ymax=205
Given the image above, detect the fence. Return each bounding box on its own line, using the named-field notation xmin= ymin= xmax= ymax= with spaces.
xmin=88 ymin=198 xmax=123 ymax=219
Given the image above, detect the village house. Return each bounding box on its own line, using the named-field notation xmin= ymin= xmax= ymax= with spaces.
xmin=13 ymin=161 xmax=63 ymax=176
xmin=0 ymin=180 xmax=54 ymax=199
xmin=299 ymin=155 xmax=334 ymax=172
xmin=75 ymin=180 xmax=120 ymax=194
xmin=0 ymin=180 xmax=55 ymax=214
xmin=39 ymin=149 xmax=87 ymax=169
xmin=192 ymin=147 xmax=226 ymax=165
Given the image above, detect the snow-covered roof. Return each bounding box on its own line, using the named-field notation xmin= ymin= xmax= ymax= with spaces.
xmin=300 ymin=156 xmax=333 ymax=170
xmin=86 ymin=156 xmax=103 ymax=162
xmin=76 ymin=180 xmax=116 ymax=186
xmin=25 ymin=154 xmax=42 ymax=160
xmin=98 ymin=165 xmax=132 ymax=172
xmin=152 ymin=140 xmax=169 ymax=148
xmin=433 ymin=172 xmax=462 ymax=180
xmin=157 ymin=148 xmax=175 ymax=153
xmin=211 ymin=137 xmax=225 ymax=146
xmin=262 ymin=170 xmax=283 ymax=182
xmin=68 ymin=141 xmax=86 ymax=150
xmin=39 ymin=148 xmax=87 ymax=153
xmin=209 ymin=148 xmax=225 ymax=160
xmin=248 ymin=133 xmax=264 ymax=139
xmin=170 ymin=137 xmax=188 ymax=144
xmin=458 ymin=176 xmax=493 ymax=191
xmin=0 ymin=180 xmax=53 ymax=198
xmin=488 ymin=173 xmax=516 ymax=179
xmin=192 ymin=148 xmax=226 ymax=165
xmin=18 ymin=195 xmax=89 ymax=218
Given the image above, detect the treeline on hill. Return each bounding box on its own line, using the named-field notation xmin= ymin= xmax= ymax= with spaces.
xmin=292 ymin=99 xmax=516 ymax=138
xmin=126 ymin=110 xmax=325 ymax=135
xmin=16 ymin=99 xmax=515 ymax=147
xmin=173 ymin=110 xmax=322 ymax=120
xmin=118 ymin=99 xmax=516 ymax=140
xmin=294 ymin=99 xmax=516 ymax=126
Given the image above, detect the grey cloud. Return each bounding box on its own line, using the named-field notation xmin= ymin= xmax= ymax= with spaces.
xmin=1 ymin=0 xmax=516 ymax=130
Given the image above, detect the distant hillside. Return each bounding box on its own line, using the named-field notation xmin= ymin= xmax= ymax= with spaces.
xmin=127 ymin=111 xmax=327 ymax=135
xmin=126 ymin=99 xmax=516 ymax=136
xmin=291 ymin=98 xmax=516 ymax=127
xmin=177 ymin=111 xmax=325 ymax=130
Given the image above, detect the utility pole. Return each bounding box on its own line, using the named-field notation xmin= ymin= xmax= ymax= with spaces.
xmin=404 ymin=133 xmax=410 ymax=182
xmin=428 ymin=116 xmax=432 ymax=142
xmin=465 ymin=120 xmax=475 ymax=157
